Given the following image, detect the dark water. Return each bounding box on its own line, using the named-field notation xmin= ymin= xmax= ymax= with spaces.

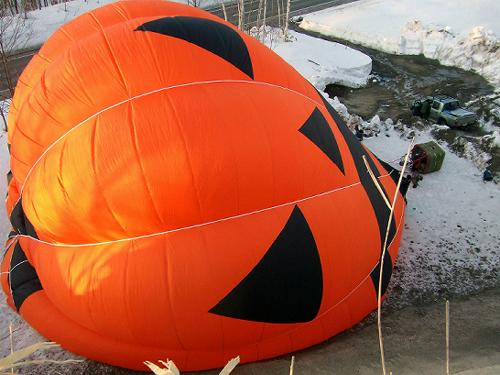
xmin=292 ymin=26 xmax=500 ymax=174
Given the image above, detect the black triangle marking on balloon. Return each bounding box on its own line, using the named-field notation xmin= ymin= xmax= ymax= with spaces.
xmin=9 ymin=242 xmax=42 ymax=311
xmin=136 ymin=16 xmax=254 ymax=79
xmin=317 ymin=92 xmax=397 ymax=299
xmin=10 ymin=198 xmax=39 ymax=239
xmin=209 ymin=205 xmax=323 ymax=323
xmin=299 ymin=107 xmax=345 ymax=174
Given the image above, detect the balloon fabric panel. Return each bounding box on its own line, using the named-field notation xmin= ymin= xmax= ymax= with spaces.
xmin=2 ymin=0 xmax=407 ymax=371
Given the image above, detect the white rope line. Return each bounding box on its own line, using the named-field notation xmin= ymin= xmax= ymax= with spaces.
xmin=0 ymin=260 xmax=28 ymax=276
xmin=1 ymin=238 xmax=16 ymax=268
xmin=1 ymin=172 xmax=404 ymax=299
xmin=14 ymin=79 xmax=330 ymax=209
xmin=7 ymin=241 xmax=15 ymax=298
xmin=13 ymin=177 xmax=392 ymax=248
xmin=2 ymin=199 xmax=407 ymax=343
xmin=9 ymin=171 xmax=398 ymax=250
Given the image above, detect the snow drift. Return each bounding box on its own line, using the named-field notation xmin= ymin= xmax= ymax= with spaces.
xmin=299 ymin=0 xmax=500 ymax=88
xmin=251 ymin=27 xmax=372 ymax=89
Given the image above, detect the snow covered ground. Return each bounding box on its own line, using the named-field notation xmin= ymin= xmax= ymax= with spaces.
xmin=4 ymin=0 xmax=226 ymax=50
xmin=328 ymin=96 xmax=500 ymax=309
xmin=251 ymin=27 xmax=372 ymax=89
xmin=299 ymin=0 xmax=500 ymax=88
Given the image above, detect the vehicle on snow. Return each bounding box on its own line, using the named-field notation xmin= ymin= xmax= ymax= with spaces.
xmin=410 ymin=95 xmax=477 ymax=128
xmin=289 ymin=16 xmax=304 ymax=24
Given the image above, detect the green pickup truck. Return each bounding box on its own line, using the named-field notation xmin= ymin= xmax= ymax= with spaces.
xmin=410 ymin=95 xmax=477 ymax=128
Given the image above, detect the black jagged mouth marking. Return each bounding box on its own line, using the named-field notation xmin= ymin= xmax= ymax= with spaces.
xmin=318 ymin=93 xmax=397 ymax=297
xmin=136 ymin=16 xmax=254 ymax=79
xmin=8 ymin=241 xmax=42 ymax=311
xmin=209 ymin=205 xmax=323 ymax=323
xmin=299 ymin=107 xmax=345 ymax=174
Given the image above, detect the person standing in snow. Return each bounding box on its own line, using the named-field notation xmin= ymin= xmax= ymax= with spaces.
xmin=355 ymin=125 xmax=364 ymax=141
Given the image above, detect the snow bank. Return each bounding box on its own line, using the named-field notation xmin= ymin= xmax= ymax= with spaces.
xmin=299 ymin=0 xmax=500 ymax=88
xmin=3 ymin=0 xmax=225 ymax=50
xmin=252 ymin=27 xmax=372 ymax=89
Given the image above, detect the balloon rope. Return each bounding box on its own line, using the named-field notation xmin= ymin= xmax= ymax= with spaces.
xmin=362 ymin=155 xmax=391 ymax=209
xmin=0 ymin=260 xmax=27 ymax=275
xmin=446 ymin=300 xmax=450 ymax=375
xmin=289 ymin=356 xmax=295 ymax=375
xmin=13 ymin=79 xmax=333 ymax=212
xmin=8 ymin=175 xmax=388 ymax=248
xmin=373 ymin=138 xmax=414 ymax=375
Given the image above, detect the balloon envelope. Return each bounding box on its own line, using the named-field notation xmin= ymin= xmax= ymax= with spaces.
xmin=2 ymin=0 xmax=406 ymax=371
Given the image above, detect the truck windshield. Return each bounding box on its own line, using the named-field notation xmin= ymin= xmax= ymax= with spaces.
xmin=443 ymin=101 xmax=459 ymax=111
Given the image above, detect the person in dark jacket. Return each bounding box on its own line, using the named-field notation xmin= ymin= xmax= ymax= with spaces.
xmin=355 ymin=125 xmax=364 ymax=141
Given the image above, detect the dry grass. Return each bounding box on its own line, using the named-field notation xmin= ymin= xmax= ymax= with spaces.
xmin=0 ymin=341 xmax=82 ymax=374
xmin=446 ymin=300 xmax=450 ymax=375
xmin=145 ymin=355 xmax=296 ymax=374
xmin=145 ymin=356 xmax=240 ymax=375
xmin=289 ymin=355 xmax=295 ymax=375
xmin=363 ymin=139 xmax=414 ymax=375
xmin=0 ymin=324 xmax=82 ymax=375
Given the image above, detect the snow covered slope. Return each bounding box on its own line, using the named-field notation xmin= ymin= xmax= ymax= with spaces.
xmin=252 ymin=27 xmax=372 ymax=89
xmin=273 ymin=30 xmax=372 ymax=89
xmin=299 ymin=0 xmax=500 ymax=88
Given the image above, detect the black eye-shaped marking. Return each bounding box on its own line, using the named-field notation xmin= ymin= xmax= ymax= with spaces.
xmin=299 ymin=107 xmax=345 ymax=174
xmin=9 ymin=242 xmax=42 ymax=311
xmin=209 ymin=205 xmax=323 ymax=323
xmin=136 ymin=16 xmax=254 ymax=79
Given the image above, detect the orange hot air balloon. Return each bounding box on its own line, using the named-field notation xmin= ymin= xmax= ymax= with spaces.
xmin=1 ymin=0 xmax=407 ymax=371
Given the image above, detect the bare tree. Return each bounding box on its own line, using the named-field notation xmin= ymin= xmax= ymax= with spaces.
xmin=22 ymin=0 xmax=28 ymax=19
xmin=217 ymin=0 xmax=228 ymax=21
xmin=236 ymin=0 xmax=244 ymax=30
xmin=276 ymin=0 xmax=281 ymax=29
xmin=187 ymin=0 xmax=203 ymax=7
xmin=283 ymin=0 xmax=291 ymax=38
xmin=0 ymin=1 xmax=29 ymax=131
xmin=244 ymin=0 xmax=254 ymax=30
xmin=256 ymin=0 xmax=263 ymax=29
xmin=261 ymin=0 xmax=267 ymax=28
xmin=0 ymin=96 xmax=9 ymax=132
